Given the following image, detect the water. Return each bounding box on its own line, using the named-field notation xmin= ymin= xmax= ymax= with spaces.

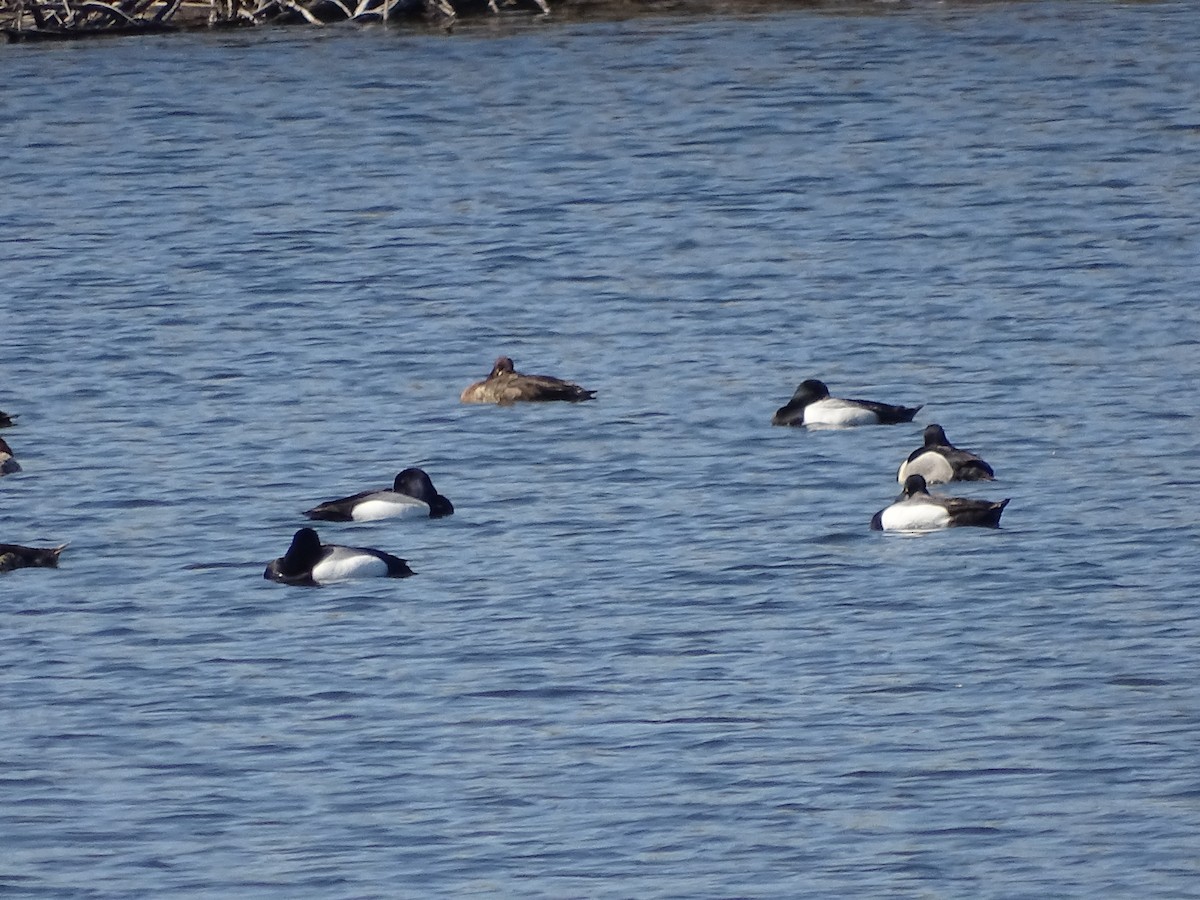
xmin=3 ymin=1 xmax=1200 ymax=895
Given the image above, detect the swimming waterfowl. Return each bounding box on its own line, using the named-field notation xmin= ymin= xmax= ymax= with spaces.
xmin=0 ymin=411 xmax=15 ymax=428
xmin=304 ymin=467 xmax=454 ymax=522
xmin=897 ymin=424 xmax=994 ymax=485
xmin=0 ymin=542 xmax=67 ymax=573
xmin=264 ymin=527 xmax=414 ymax=586
xmin=460 ymin=356 xmax=596 ymax=404
xmin=0 ymin=437 xmax=20 ymax=476
xmin=771 ymin=379 xmax=921 ymax=427
xmin=871 ymin=474 xmax=1009 ymax=532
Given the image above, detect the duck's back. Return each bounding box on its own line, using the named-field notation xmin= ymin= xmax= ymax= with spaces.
xmin=462 ymin=372 xmax=594 ymax=404
xmin=943 ymin=496 xmax=1009 ymax=528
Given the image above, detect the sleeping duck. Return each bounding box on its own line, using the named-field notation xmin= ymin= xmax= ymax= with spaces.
xmin=460 ymin=356 xmax=596 ymax=405
xmin=871 ymin=474 xmax=1009 ymax=532
xmin=265 ymin=528 xmax=414 ymax=586
xmin=772 ymin=379 xmax=921 ymax=428
xmin=897 ymin=424 xmax=994 ymax=485
xmin=304 ymin=468 xmax=453 ymax=522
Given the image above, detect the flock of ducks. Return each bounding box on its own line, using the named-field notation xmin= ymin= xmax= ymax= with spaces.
xmin=0 ymin=357 xmax=1009 ymax=583
xmin=769 ymin=378 xmax=1009 ymax=532
xmin=264 ymin=467 xmax=456 ymax=586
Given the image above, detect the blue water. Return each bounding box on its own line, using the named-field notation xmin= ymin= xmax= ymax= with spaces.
xmin=3 ymin=2 xmax=1200 ymax=895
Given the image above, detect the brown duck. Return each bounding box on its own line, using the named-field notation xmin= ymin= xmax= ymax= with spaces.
xmin=460 ymin=356 xmax=596 ymax=405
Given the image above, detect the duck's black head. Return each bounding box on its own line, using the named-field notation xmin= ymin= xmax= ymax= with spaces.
xmin=394 ymin=468 xmax=432 ymax=497
xmin=395 ymin=467 xmax=454 ymax=517
xmin=490 ymin=356 xmax=516 ymax=377
xmin=902 ymin=474 xmax=931 ymax=497
xmin=923 ymin=424 xmax=950 ymax=447
xmin=793 ymin=379 xmax=830 ymax=402
xmin=284 ymin=528 xmax=322 ymax=567
xmin=265 ymin=528 xmax=324 ymax=584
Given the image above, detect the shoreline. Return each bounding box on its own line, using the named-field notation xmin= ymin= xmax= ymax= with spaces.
xmin=4 ymin=0 xmax=905 ymax=43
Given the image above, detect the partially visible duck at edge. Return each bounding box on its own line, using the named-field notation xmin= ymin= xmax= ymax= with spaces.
xmin=871 ymin=474 xmax=1010 ymax=532
xmin=897 ymin=424 xmax=995 ymax=485
xmin=771 ymin=378 xmax=921 ymax=428
xmin=460 ymin=356 xmax=596 ymax=405
xmin=304 ymin=467 xmax=454 ymax=522
xmin=0 ymin=542 xmax=67 ymax=573
xmin=0 ymin=410 xmax=15 ymax=428
xmin=0 ymin=437 xmax=20 ymax=476
xmin=265 ymin=527 xmax=414 ymax=586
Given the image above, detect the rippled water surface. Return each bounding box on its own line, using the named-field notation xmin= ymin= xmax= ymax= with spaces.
xmin=3 ymin=2 xmax=1200 ymax=895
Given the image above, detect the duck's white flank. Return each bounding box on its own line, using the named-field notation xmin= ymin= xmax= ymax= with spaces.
xmin=803 ymin=398 xmax=881 ymax=428
xmin=878 ymin=501 xmax=952 ymax=532
xmin=349 ymin=495 xmax=429 ymax=522
xmin=897 ymin=452 xmax=955 ymax=485
xmin=311 ymin=548 xmax=391 ymax=583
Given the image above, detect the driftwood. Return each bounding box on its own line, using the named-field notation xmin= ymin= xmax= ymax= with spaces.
xmin=3 ymin=0 xmax=549 ymax=38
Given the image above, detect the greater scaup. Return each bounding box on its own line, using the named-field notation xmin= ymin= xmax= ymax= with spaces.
xmin=772 ymin=379 xmax=921 ymax=427
xmin=304 ymin=468 xmax=454 ymax=522
xmin=264 ymin=527 xmax=414 ymax=586
xmin=897 ymin=424 xmax=995 ymax=484
xmin=871 ymin=474 xmax=1009 ymax=532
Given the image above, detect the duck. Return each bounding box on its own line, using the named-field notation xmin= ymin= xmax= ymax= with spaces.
xmin=871 ymin=474 xmax=1009 ymax=532
xmin=460 ymin=356 xmax=596 ymax=404
xmin=304 ymin=467 xmax=453 ymax=522
xmin=771 ymin=379 xmax=921 ymax=427
xmin=264 ymin=527 xmax=414 ymax=586
xmin=897 ymin=424 xmax=994 ymax=484
xmin=0 ymin=410 xmax=15 ymax=428
xmin=0 ymin=437 xmax=20 ymax=476
xmin=0 ymin=542 xmax=67 ymax=573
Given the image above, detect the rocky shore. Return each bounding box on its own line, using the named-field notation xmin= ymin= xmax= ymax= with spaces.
xmin=3 ymin=0 xmax=809 ymax=42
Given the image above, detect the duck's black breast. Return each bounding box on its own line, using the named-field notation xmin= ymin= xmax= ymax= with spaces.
xmin=771 ymin=399 xmax=807 ymax=427
xmin=427 ymin=494 xmax=454 ymax=518
xmin=263 ymin=558 xmax=318 ymax=586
